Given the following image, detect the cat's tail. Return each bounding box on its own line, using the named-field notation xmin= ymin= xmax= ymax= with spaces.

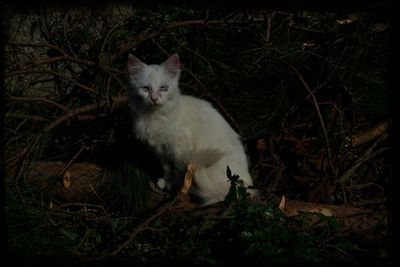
xmin=186 ymin=148 xmax=259 ymax=206
xmin=188 ymin=148 xmax=225 ymax=167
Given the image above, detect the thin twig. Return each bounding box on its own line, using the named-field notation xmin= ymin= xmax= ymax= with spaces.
xmin=32 ymin=55 xmax=95 ymax=67
xmin=265 ymin=12 xmax=272 ymax=42
xmin=280 ymin=59 xmax=337 ymax=178
xmin=6 ymin=69 xmax=98 ymax=95
xmin=58 ymin=202 xmax=109 ymax=211
xmin=7 ymin=113 xmax=48 ymax=122
xmin=108 ymin=195 xmax=178 ymax=256
xmin=8 ymin=42 xmax=65 ymax=55
xmin=346 ymin=182 xmax=385 ymax=197
xmin=57 ymin=144 xmax=86 ymax=176
xmin=106 ymin=75 xmax=112 ymax=108
xmin=326 ymin=244 xmax=356 ymax=261
xmin=165 ymin=19 xmax=244 ymax=29
xmin=8 ymin=43 xmax=96 ymax=66
xmin=89 ymin=183 xmax=107 ymax=206
xmin=44 ymin=102 xmax=101 ymax=132
xmin=48 ymin=69 xmax=98 ymax=95
xmin=44 ymin=95 xmax=128 ymax=132
xmin=13 ymin=118 xmax=28 ymax=134
xmin=109 ymin=19 xmax=242 ymax=64
xmin=6 ymin=96 xmax=128 ymax=166
xmin=5 ymin=136 xmax=39 ymax=166
xmin=8 ymin=96 xmax=70 ymax=112
xmin=100 ymin=22 xmax=123 ymax=54
xmin=169 ymin=33 xmax=217 ymax=79
xmin=338 ymin=133 xmax=388 ymax=185
xmin=11 ymin=136 xmax=41 ymax=185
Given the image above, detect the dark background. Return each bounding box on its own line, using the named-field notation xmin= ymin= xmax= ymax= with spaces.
xmin=3 ymin=1 xmax=392 ymax=265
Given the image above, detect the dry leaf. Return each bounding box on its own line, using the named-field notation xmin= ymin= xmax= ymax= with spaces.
xmin=63 ymin=171 xmax=71 ymax=189
xmin=181 ymin=162 xmax=196 ymax=194
xmin=336 ymin=18 xmax=353 ymax=25
xmin=371 ymin=23 xmax=387 ymax=32
xmin=279 ymin=196 xmax=370 ymax=218
xmin=278 ymin=195 xmax=287 ymax=212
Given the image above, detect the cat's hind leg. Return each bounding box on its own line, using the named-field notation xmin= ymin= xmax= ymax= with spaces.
xmin=157 ymin=157 xmax=186 ymax=193
xmin=156 ymin=157 xmax=174 ymax=191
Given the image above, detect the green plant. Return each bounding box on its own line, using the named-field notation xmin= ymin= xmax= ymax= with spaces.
xmin=223 ymin=165 xmax=248 ymax=207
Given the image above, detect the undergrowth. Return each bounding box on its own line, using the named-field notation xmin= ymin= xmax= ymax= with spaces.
xmin=5 ymin=165 xmax=390 ymax=265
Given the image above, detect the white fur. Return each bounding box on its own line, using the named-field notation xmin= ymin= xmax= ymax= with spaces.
xmin=156 ymin=178 xmax=167 ymax=190
xmin=128 ymin=54 xmax=256 ymax=205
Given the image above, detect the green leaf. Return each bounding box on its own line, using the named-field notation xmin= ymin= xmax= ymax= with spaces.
xmin=236 ymin=180 xmax=245 ymax=188
xmin=224 ymin=181 xmax=238 ymax=207
xmin=238 ymin=186 xmax=247 ymax=201
xmin=226 ymin=165 xmax=232 ymax=179
xmin=230 ymin=174 xmax=240 ymax=182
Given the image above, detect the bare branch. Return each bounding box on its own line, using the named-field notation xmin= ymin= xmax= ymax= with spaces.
xmin=48 ymin=69 xmax=98 ymax=95
xmin=44 ymin=95 xmax=128 ymax=132
xmin=100 ymin=21 xmax=123 ymax=53
xmin=8 ymin=96 xmax=70 ymax=112
xmin=351 ymin=120 xmax=391 ymax=147
xmin=8 ymin=42 xmax=66 ymax=55
xmin=165 ymin=19 xmax=224 ymax=29
xmin=7 ymin=113 xmax=48 ymax=122
xmin=8 ymin=42 xmax=95 ymax=66
xmin=6 ymin=95 xmax=128 ymax=167
xmin=338 ymin=133 xmax=389 ymax=185
xmin=110 ymin=19 xmax=242 ymax=64
xmin=6 ymin=69 xmax=98 ymax=95
xmin=32 ymin=55 xmax=95 ymax=67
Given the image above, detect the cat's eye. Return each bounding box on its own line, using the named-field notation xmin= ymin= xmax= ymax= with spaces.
xmin=140 ymin=86 xmax=150 ymax=92
xmin=160 ymin=85 xmax=169 ymax=92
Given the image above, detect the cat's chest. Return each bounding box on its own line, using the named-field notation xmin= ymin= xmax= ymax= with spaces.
xmin=135 ymin=114 xmax=166 ymax=139
xmin=134 ymin=113 xmax=192 ymax=154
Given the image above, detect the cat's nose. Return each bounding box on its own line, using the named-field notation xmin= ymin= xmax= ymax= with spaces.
xmin=150 ymin=96 xmax=158 ymax=104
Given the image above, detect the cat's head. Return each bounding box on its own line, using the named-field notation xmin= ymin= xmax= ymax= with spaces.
xmin=127 ymin=53 xmax=181 ymax=109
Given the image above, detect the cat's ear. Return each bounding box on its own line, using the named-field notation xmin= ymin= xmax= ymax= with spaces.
xmin=161 ymin=53 xmax=180 ymax=77
xmin=127 ymin=54 xmax=145 ymax=76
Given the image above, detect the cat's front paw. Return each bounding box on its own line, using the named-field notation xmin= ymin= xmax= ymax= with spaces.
xmin=156 ymin=178 xmax=173 ymax=191
xmin=156 ymin=178 xmax=167 ymax=190
xmin=149 ymin=179 xmax=169 ymax=195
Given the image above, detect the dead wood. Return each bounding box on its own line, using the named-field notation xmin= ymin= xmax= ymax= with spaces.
xmin=338 ymin=133 xmax=389 ymax=185
xmin=278 ymin=195 xmax=372 ymax=218
xmin=277 ymin=196 xmax=386 ymax=236
xmin=5 ymin=161 xmax=106 ymax=202
xmin=350 ymin=119 xmax=391 ymax=147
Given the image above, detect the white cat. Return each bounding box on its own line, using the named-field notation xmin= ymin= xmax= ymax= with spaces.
xmin=127 ymin=53 xmax=256 ymax=205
